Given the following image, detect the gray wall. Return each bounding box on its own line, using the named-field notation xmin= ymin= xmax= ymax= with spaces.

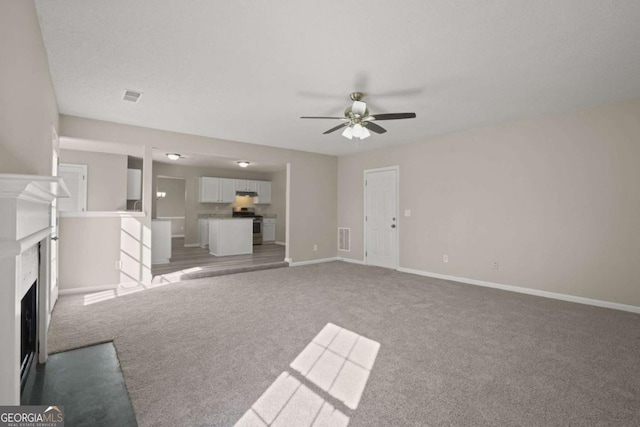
xmin=156 ymin=177 xmax=186 ymax=217
xmin=338 ymin=98 xmax=640 ymax=307
xmin=0 ymin=1 xmax=58 ymax=175
xmin=60 ymin=149 xmax=128 ymax=211
xmin=156 ymin=176 xmax=186 ymax=237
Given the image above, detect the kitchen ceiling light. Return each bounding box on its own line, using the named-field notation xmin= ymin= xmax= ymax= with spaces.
xmin=237 ymin=161 xmax=250 ymax=168
xmin=166 ymin=153 xmax=181 ymax=160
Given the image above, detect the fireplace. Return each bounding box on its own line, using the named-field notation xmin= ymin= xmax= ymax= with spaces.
xmin=0 ymin=174 xmax=69 ymax=404
xmin=20 ymin=278 xmax=38 ymax=389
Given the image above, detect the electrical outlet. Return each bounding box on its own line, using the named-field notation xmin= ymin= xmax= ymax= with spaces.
xmin=313 ymin=244 xmax=318 ymax=251
xmin=493 ymin=261 xmax=499 ymax=270
xmin=115 ymin=260 xmax=122 ymax=270
xmin=443 ymin=254 xmax=448 ymax=263
xmin=404 ymin=209 xmax=411 ymax=217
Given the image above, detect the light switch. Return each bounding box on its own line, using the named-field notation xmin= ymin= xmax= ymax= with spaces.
xmin=404 ymin=209 xmax=411 ymax=217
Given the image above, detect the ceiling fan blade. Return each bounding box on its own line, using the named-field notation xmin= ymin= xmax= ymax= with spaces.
xmin=363 ymin=122 xmax=387 ymax=134
xmin=300 ymin=116 xmax=347 ymax=119
xmin=323 ymin=122 xmax=350 ymax=134
xmin=368 ymin=113 xmax=416 ymax=121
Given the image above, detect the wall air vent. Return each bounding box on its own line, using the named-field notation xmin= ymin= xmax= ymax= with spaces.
xmin=123 ymin=90 xmax=142 ymax=103
xmin=338 ymin=228 xmax=350 ymax=252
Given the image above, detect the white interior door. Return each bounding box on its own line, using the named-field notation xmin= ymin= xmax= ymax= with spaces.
xmin=365 ymin=168 xmax=398 ymax=268
xmin=58 ymin=163 xmax=87 ymax=212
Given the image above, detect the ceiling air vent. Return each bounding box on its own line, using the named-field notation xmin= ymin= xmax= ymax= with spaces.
xmin=123 ymin=90 xmax=142 ymax=103
xmin=338 ymin=228 xmax=350 ymax=252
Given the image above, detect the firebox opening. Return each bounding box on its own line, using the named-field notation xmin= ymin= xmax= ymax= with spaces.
xmin=20 ymin=280 xmax=37 ymax=391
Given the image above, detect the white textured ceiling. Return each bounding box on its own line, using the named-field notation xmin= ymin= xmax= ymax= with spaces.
xmin=35 ymin=0 xmax=640 ymax=156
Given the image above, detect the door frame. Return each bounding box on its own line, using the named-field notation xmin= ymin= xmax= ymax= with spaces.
xmin=363 ymin=165 xmax=400 ymax=269
xmin=50 ymin=126 xmax=60 ymax=312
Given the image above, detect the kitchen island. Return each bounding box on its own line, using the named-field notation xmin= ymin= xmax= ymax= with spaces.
xmin=208 ymin=218 xmax=253 ymax=256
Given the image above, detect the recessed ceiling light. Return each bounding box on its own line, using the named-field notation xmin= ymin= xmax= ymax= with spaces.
xmin=123 ymin=89 xmax=142 ymax=103
xmin=166 ymin=153 xmax=181 ymax=160
xmin=237 ymin=161 xmax=250 ymax=168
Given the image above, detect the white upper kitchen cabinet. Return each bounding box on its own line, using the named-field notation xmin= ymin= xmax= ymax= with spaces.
xmin=200 ymin=177 xmax=237 ymax=203
xmin=255 ymin=180 xmax=271 ymax=204
xmin=199 ymin=177 xmax=221 ymax=203
xmin=219 ymin=178 xmax=236 ymax=202
xmin=236 ymin=179 xmax=258 ymax=192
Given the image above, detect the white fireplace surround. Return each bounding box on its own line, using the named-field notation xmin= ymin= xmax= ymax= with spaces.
xmin=0 ymin=174 xmax=69 ymax=405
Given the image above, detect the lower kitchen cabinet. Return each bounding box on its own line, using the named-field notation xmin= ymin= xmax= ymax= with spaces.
xmin=198 ymin=218 xmax=209 ymax=247
xmin=263 ymin=218 xmax=276 ymax=243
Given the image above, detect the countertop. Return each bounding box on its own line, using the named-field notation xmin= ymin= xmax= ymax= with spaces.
xmin=197 ymin=213 xmax=277 ymax=219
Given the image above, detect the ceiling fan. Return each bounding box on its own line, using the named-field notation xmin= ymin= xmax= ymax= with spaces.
xmin=301 ymin=92 xmax=416 ymax=140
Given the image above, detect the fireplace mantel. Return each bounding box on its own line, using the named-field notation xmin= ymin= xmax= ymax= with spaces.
xmin=0 ymin=174 xmax=69 ymax=404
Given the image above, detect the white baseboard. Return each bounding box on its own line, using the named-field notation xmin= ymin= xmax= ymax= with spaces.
xmin=184 ymin=243 xmax=200 ymax=248
xmin=338 ymin=257 xmax=366 ymax=265
xmin=397 ymin=267 xmax=640 ymax=314
xmin=275 ymin=241 xmax=286 ymax=246
xmin=289 ymin=257 xmax=338 ymax=267
xmin=59 ymin=283 xmax=119 ymax=295
xmin=171 ymin=234 xmax=185 ymax=238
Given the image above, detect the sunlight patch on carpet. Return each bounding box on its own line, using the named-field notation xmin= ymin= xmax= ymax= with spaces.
xmin=235 ymin=323 xmax=380 ymax=426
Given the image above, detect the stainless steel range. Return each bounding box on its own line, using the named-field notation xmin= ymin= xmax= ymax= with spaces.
xmin=232 ymin=207 xmax=263 ymax=245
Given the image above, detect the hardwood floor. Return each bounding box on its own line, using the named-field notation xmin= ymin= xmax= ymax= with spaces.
xmin=152 ymin=237 xmax=287 ymax=282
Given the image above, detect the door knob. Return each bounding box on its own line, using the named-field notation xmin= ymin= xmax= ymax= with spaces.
xmin=51 ymin=236 xmax=59 ymax=241
xmin=391 ymin=224 xmax=396 ymax=228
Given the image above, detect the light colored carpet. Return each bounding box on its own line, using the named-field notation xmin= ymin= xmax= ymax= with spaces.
xmin=48 ymin=261 xmax=640 ymax=426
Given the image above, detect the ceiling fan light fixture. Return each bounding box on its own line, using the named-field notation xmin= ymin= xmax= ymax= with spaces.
xmin=237 ymin=161 xmax=250 ymax=168
xmin=352 ymin=123 xmax=364 ymax=138
xmin=342 ymin=126 xmax=354 ymax=140
xmin=352 ymin=101 xmax=367 ymax=116
xmin=360 ymin=126 xmax=371 ymax=139
xmin=166 ymin=153 xmax=181 ymax=160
